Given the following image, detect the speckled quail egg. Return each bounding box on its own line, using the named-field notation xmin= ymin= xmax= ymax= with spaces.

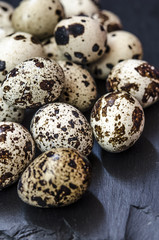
xmin=2 ymin=57 xmax=64 ymax=109
xmin=54 ymin=16 xmax=107 ymax=64
xmin=107 ymin=59 xmax=159 ymax=108
xmin=92 ymin=10 xmax=122 ymax=32
xmin=0 ymin=1 xmax=14 ymax=28
xmin=59 ymin=0 xmax=99 ymax=18
xmin=42 ymin=36 xmax=67 ymax=61
xmin=12 ymin=0 xmax=64 ymax=39
xmin=90 ymin=91 xmax=145 ymax=153
xmin=0 ymin=87 xmax=24 ymax=122
xmin=0 ymin=32 xmax=44 ymax=83
xmin=0 ymin=27 xmax=14 ymax=39
xmin=30 ymin=103 xmax=93 ymax=156
xmin=17 ymin=148 xmax=91 ymax=208
xmin=89 ymin=30 xmax=143 ymax=79
xmin=58 ymin=61 xmax=97 ymax=112
xmin=0 ymin=122 xmax=35 ymax=189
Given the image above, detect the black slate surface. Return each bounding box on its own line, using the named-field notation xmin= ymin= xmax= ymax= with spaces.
xmin=1 ymin=0 xmax=159 ymax=240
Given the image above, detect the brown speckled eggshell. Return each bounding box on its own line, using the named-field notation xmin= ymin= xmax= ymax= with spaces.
xmin=0 ymin=122 xmax=35 ymax=190
xmin=12 ymin=0 xmax=64 ymax=39
xmin=89 ymin=30 xmax=143 ymax=79
xmin=17 ymin=148 xmax=92 ymax=208
xmin=0 ymin=32 xmax=45 ymax=83
xmin=107 ymin=59 xmax=159 ymax=108
xmin=2 ymin=57 xmax=65 ymax=109
xmin=58 ymin=61 xmax=97 ymax=112
xmin=90 ymin=91 xmax=145 ymax=153
xmin=54 ymin=16 xmax=107 ymax=64
xmin=30 ymin=103 xmax=93 ymax=156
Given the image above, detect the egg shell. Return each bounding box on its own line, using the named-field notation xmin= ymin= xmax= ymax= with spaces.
xmin=0 ymin=122 xmax=35 ymax=190
xmin=2 ymin=57 xmax=65 ymax=109
xmin=89 ymin=30 xmax=143 ymax=79
xmin=42 ymin=36 xmax=67 ymax=61
xmin=92 ymin=10 xmax=122 ymax=32
xmin=0 ymin=1 xmax=14 ymax=28
xmin=12 ymin=0 xmax=64 ymax=39
xmin=30 ymin=102 xmax=93 ymax=156
xmin=17 ymin=148 xmax=91 ymax=208
xmin=107 ymin=59 xmax=159 ymax=108
xmin=90 ymin=91 xmax=145 ymax=153
xmin=59 ymin=0 xmax=99 ymax=18
xmin=54 ymin=16 xmax=107 ymax=64
xmin=58 ymin=61 xmax=97 ymax=112
xmin=0 ymin=87 xmax=24 ymax=122
xmin=0 ymin=32 xmax=45 ymax=83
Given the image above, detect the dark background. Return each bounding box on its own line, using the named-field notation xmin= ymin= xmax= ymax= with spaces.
xmin=1 ymin=0 xmax=159 ymax=240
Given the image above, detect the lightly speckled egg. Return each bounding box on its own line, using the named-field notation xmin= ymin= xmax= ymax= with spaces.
xmin=0 ymin=122 xmax=35 ymax=190
xmin=92 ymin=9 xmax=122 ymax=32
xmin=42 ymin=36 xmax=67 ymax=61
xmin=30 ymin=102 xmax=93 ymax=156
xmin=12 ymin=0 xmax=64 ymax=39
xmin=107 ymin=59 xmax=159 ymax=108
xmin=58 ymin=61 xmax=97 ymax=112
xmin=2 ymin=57 xmax=65 ymax=109
xmin=89 ymin=30 xmax=143 ymax=79
xmin=0 ymin=32 xmax=44 ymax=83
xmin=0 ymin=1 xmax=14 ymax=28
xmin=54 ymin=16 xmax=107 ymax=64
xmin=90 ymin=91 xmax=145 ymax=153
xmin=59 ymin=0 xmax=99 ymax=18
xmin=17 ymin=148 xmax=91 ymax=208
xmin=0 ymin=87 xmax=24 ymax=122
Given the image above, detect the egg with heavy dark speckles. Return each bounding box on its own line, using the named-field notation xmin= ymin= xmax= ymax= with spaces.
xmin=90 ymin=91 xmax=145 ymax=153
xmin=17 ymin=148 xmax=92 ymax=208
xmin=58 ymin=61 xmax=97 ymax=112
xmin=0 ymin=122 xmax=35 ymax=190
xmin=30 ymin=102 xmax=93 ymax=156
xmin=107 ymin=59 xmax=159 ymax=108
xmin=2 ymin=57 xmax=65 ymax=109
xmin=54 ymin=16 xmax=107 ymax=64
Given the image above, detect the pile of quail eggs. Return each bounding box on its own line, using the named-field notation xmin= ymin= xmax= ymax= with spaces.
xmin=0 ymin=0 xmax=159 ymax=208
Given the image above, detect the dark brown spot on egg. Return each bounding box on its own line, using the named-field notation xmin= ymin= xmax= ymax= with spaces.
xmin=40 ymin=80 xmax=55 ymax=91
xmin=23 ymin=140 xmax=33 ymax=158
xmin=68 ymin=160 xmax=77 ymax=169
xmin=0 ymin=150 xmax=12 ymax=160
xmin=68 ymin=119 xmax=75 ymax=128
xmin=130 ymin=107 xmax=143 ymax=135
xmin=102 ymin=93 xmax=118 ymax=117
xmin=82 ymin=80 xmax=90 ymax=87
xmin=55 ymin=26 xmax=69 ymax=45
xmin=31 ymin=196 xmax=47 ymax=207
xmin=55 ymin=185 xmax=71 ymax=205
xmin=106 ymin=63 xmax=114 ymax=69
xmin=35 ymin=61 xmax=44 ymax=68
xmin=106 ymin=77 xmax=120 ymax=92
xmin=14 ymin=35 xmax=26 ymax=40
xmin=135 ymin=63 xmax=159 ymax=80
xmin=121 ymin=83 xmax=139 ymax=93
xmin=8 ymin=68 xmax=19 ymax=77
xmin=0 ymin=134 xmax=6 ymax=142
xmin=72 ymin=110 xmax=79 ymax=118
xmin=69 ymin=183 xmax=77 ymax=189
xmin=92 ymin=44 xmax=99 ymax=52
xmin=74 ymin=52 xmax=84 ymax=59
xmin=105 ymin=45 xmax=110 ymax=53
xmin=0 ymin=61 xmax=6 ymax=71
xmin=95 ymin=125 xmax=103 ymax=140
xmin=91 ymin=97 xmax=102 ymax=121
xmin=142 ymin=82 xmax=159 ymax=104
xmin=132 ymin=54 xmax=141 ymax=59
xmin=0 ymin=124 xmax=14 ymax=133
xmin=100 ymin=24 xmax=105 ymax=31
xmin=1 ymin=6 xmax=8 ymax=11
xmin=68 ymin=23 xmax=85 ymax=37
xmin=109 ymin=124 xmax=128 ymax=146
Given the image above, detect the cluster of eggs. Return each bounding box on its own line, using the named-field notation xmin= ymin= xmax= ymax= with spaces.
xmin=0 ymin=0 xmax=159 ymax=208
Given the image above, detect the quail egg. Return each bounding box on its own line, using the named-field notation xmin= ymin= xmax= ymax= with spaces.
xmin=107 ymin=59 xmax=159 ymax=108
xmin=2 ymin=57 xmax=65 ymax=109
xmin=92 ymin=9 xmax=122 ymax=32
xmin=0 ymin=87 xmax=24 ymax=122
xmin=42 ymin=36 xmax=67 ymax=61
xmin=0 ymin=32 xmax=44 ymax=83
xmin=0 ymin=122 xmax=35 ymax=189
xmin=89 ymin=30 xmax=143 ymax=79
xmin=30 ymin=102 xmax=93 ymax=156
xmin=58 ymin=61 xmax=97 ymax=112
xmin=90 ymin=91 xmax=145 ymax=152
xmin=0 ymin=1 xmax=14 ymax=28
xmin=59 ymin=0 xmax=99 ymax=18
xmin=0 ymin=26 xmax=14 ymax=39
xmin=12 ymin=0 xmax=64 ymax=39
xmin=17 ymin=148 xmax=91 ymax=208
xmin=54 ymin=16 xmax=107 ymax=64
